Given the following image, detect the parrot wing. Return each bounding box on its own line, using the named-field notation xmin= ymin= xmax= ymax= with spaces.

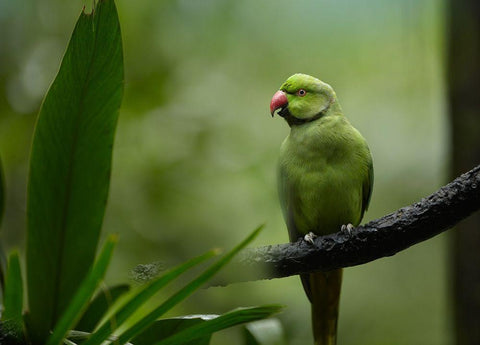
xmin=278 ymin=161 xmax=316 ymax=301
xmin=361 ymin=152 xmax=374 ymax=217
xmin=277 ymin=163 xmax=302 ymax=242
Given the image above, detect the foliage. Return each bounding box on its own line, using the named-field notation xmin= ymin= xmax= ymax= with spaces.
xmin=25 ymin=0 xmax=123 ymax=339
xmin=0 ymin=0 xmax=281 ymax=344
xmin=0 ymin=157 xmax=4 ymax=227
xmin=0 ymin=0 xmax=451 ymax=343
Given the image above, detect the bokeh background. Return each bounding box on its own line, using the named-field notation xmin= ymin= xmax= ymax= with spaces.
xmin=0 ymin=0 xmax=452 ymax=344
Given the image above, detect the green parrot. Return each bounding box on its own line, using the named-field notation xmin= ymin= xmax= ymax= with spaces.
xmin=270 ymin=73 xmax=373 ymax=345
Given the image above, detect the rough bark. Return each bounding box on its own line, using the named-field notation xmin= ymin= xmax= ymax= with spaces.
xmin=217 ymin=165 xmax=480 ymax=285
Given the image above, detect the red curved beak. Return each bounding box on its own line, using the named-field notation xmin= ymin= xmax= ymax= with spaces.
xmin=270 ymin=90 xmax=288 ymax=117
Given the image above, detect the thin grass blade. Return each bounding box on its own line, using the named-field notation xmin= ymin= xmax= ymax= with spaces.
xmin=46 ymin=236 xmax=117 ymax=345
xmin=0 ymin=157 xmax=5 ymax=292
xmin=116 ymin=225 xmax=264 ymax=344
xmin=0 ymin=157 xmax=4 ymax=228
xmin=75 ymin=284 xmax=129 ymax=332
xmin=2 ymin=251 xmax=23 ymax=324
xmin=82 ymin=249 xmax=217 ymax=345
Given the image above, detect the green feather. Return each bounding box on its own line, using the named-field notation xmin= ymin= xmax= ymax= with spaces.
xmin=274 ymin=73 xmax=373 ymax=345
xmin=276 ymin=73 xmax=373 ymax=238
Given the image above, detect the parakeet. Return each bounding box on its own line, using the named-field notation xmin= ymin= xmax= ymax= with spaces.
xmin=270 ymin=74 xmax=373 ymax=345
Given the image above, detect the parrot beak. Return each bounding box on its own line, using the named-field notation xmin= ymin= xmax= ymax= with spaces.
xmin=270 ymin=90 xmax=288 ymax=117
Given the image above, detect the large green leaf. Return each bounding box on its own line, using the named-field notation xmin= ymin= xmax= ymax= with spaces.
xmin=25 ymin=0 xmax=123 ymax=342
xmin=131 ymin=316 xmax=215 ymax=345
xmin=46 ymin=236 xmax=117 ymax=345
xmin=152 ymin=306 xmax=283 ymax=345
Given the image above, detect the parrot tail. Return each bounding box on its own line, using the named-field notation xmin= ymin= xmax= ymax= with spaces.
xmin=306 ymin=269 xmax=343 ymax=345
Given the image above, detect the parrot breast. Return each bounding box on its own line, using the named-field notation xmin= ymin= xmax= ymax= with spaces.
xmin=278 ymin=115 xmax=370 ymax=240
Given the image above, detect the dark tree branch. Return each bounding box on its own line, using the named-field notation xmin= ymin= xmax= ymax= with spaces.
xmin=221 ymin=165 xmax=480 ymax=285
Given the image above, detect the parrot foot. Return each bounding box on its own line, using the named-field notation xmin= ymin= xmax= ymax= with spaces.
xmin=304 ymin=232 xmax=317 ymax=244
xmin=341 ymin=223 xmax=355 ymax=236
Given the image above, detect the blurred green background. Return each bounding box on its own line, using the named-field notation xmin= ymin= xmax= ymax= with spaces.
xmin=0 ymin=0 xmax=451 ymax=344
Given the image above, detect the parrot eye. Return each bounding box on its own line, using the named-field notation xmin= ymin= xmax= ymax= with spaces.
xmin=297 ymin=89 xmax=307 ymax=97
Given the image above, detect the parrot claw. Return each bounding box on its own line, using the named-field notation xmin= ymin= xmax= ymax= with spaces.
xmin=341 ymin=223 xmax=355 ymax=236
xmin=304 ymin=232 xmax=317 ymax=244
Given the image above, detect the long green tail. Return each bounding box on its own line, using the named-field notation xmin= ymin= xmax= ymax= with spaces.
xmin=306 ymin=269 xmax=343 ymax=345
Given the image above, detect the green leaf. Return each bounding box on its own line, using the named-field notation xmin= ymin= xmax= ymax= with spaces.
xmin=62 ymin=339 xmax=77 ymax=345
xmin=64 ymin=330 xmax=91 ymax=342
xmin=0 ymin=156 xmax=5 ymax=227
xmin=25 ymin=0 xmax=124 ymax=342
xmin=131 ymin=316 xmax=216 ymax=345
xmin=82 ymin=250 xmax=217 ymax=345
xmin=2 ymin=251 xmax=24 ymax=324
xmin=46 ymin=236 xmax=117 ymax=345
xmin=153 ymin=306 xmax=283 ymax=345
xmin=0 ymin=251 xmax=25 ymax=344
xmin=64 ymin=330 xmax=121 ymax=343
xmin=0 ymin=158 xmax=6 ymax=288
xmin=0 ymin=158 xmax=6 ymax=293
xmin=244 ymin=319 xmax=287 ymax=345
xmin=75 ymin=284 xmax=129 ymax=332
xmin=116 ymin=225 xmax=265 ymax=344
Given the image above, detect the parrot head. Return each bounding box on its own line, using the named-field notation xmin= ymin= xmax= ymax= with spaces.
xmin=270 ymin=73 xmax=337 ymax=126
